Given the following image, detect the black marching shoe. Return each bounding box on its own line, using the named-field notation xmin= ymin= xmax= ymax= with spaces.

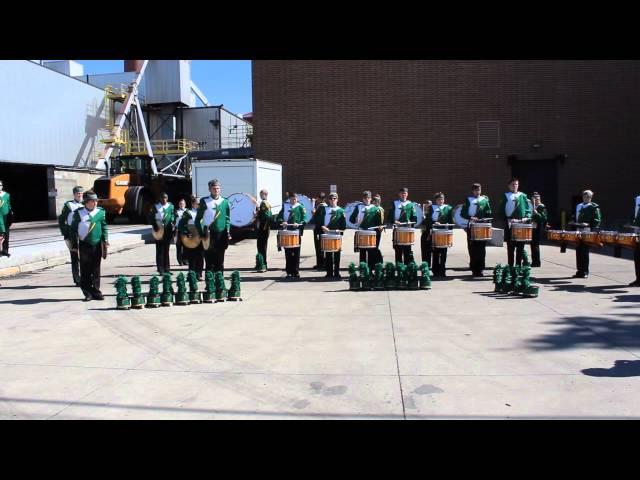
xmin=572 ymin=272 xmax=587 ymax=279
xmin=83 ymin=292 xmax=93 ymax=302
xmin=92 ymin=291 xmax=105 ymax=301
xmin=628 ymin=280 xmax=640 ymax=287
xmin=333 ymin=273 xmax=342 ymax=279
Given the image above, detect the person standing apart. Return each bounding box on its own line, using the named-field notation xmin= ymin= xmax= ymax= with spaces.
xmin=572 ymin=189 xmax=601 ymax=279
xmin=149 ymin=192 xmax=175 ymax=275
xmin=58 ymin=185 xmax=85 ymax=285
xmin=256 ymin=189 xmax=273 ymax=272
xmin=69 ymin=191 xmax=109 ymax=301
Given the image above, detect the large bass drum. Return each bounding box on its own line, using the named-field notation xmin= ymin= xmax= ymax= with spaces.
xmin=344 ymin=201 xmax=363 ymax=229
xmin=228 ymin=192 xmax=258 ymax=228
xmin=453 ymin=204 xmax=468 ymax=228
xmin=282 ymin=194 xmax=314 ymax=223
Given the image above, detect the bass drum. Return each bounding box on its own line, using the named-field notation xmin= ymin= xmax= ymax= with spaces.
xmin=413 ymin=202 xmax=424 ymax=227
xmin=453 ymin=204 xmax=468 ymax=228
xmin=344 ymin=201 xmax=363 ymax=229
xmin=228 ymin=192 xmax=258 ymax=228
xmin=282 ymin=194 xmax=314 ymax=223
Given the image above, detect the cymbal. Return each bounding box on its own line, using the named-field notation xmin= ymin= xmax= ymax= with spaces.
xmin=152 ymin=224 xmax=165 ymax=241
xmin=181 ymin=225 xmax=201 ymax=249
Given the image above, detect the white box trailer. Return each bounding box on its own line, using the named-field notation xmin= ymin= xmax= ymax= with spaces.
xmin=191 ymin=158 xmax=283 ymax=230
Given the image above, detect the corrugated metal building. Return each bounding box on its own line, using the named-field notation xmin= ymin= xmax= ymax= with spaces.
xmin=0 ymin=60 xmax=254 ymax=221
xmin=0 ymin=60 xmax=107 ymax=220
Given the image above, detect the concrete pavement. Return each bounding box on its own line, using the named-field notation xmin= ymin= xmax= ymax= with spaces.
xmin=0 ymin=229 xmax=638 ymax=419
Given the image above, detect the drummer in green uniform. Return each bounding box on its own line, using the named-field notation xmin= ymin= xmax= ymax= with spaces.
xmin=572 ymin=189 xmax=601 ymax=279
xmin=276 ymin=192 xmax=307 ymax=279
xmin=461 ymin=183 xmax=493 ymax=277
xmin=58 ymin=185 xmax=85 ymax=286
xmin=423 ymin=192 xmax=454 ymax=277
xmin=315 ymin=192 xmax=347 ymax=278
xmin=349 ymin=190 xmax=384 ymax=270
xmin=388 ymin=187 xmax=418 ymax=264
xmin=69 ymin=191 xmax=109 ymax=301
xmin=497 ymin=178 xmax=532 ymax=267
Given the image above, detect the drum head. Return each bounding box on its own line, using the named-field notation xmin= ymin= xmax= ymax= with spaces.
xmin=344 ymin=201 xmax=363 ymax=229
xmin=282 ymin=194 xmax=313 ymax=223
xmin=413 ymin=202 xmax=424 ymax=227
xmin=228 ymin=192 xmax=258 ymax=228
xmin=453 ymin=204 xmax=467 ymax=228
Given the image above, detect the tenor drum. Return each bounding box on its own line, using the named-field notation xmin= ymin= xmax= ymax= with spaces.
xmin=431 ymin=229 xmax=454 ymax=248
xmin=581 ymin=231 xmax=602 ymax=248
xmin=615 ymin=233 xmax=640 ymax=249
xmin=394 ymin=227 xmax=415 ymax=246
xmin=355 ymin=230 xmax=377 ymax=249
xmin=321 ymin=233 xmax=343 ymax=252
xmin=599 ymin=230 xmax=618 ymax=246
xmin=547 ymin=230 xmax=564 ymax=242
xmin=562 ymin=231 xmax=579 ymax=245
xmin=511 ymin=222 xmax=533 ymax=242
xmin=470 ymin=223 xmax=492 ymax=241
xmin=278 ymin=230 xmax=300 ymax=249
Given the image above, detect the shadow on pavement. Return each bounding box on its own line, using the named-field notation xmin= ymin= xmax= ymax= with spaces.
xmin=582 ymin=360 xmax=640 ymax=377
xmin=527 ymin=314 xmax=640 ymax=351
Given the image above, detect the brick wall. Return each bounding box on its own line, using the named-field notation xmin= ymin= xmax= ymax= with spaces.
xmin=252 ymin=61 xmax=640 ymax=228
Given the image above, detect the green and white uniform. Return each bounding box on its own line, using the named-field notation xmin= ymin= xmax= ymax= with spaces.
xmin=70 ymin=206 xmax=108 ymax=297
xmin=460 ymin=195 xmax=492 ymax=220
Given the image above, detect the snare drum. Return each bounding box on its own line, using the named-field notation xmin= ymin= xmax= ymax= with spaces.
xmin=321 ymin=233 xmax=343 ymax=252
xmin=599 ymin=230 xmax=618 ymax=246
xmin=278 ymin=230 xmax=300 ymax=249
xmin=355 ymin=230 xmax=377 ymax=249
xmin=470 ymin=223 xmax=492 ymax=241
xmin=547 ymin=230 xmax=564 ymax=242
xmin=431 ymin=229 xmax=454 ymax=248
xmin=581 ymin=231 xmax=602 ymax=248
xmin=562 ymin=231 xmax=579 ymax=245
xmin=394 ymin=227 xmax=415 ymax=246
xmin=615 ymin=233 xmax=640 ymax=249
xmin=511 ymin=222 xmax=533 ymax=242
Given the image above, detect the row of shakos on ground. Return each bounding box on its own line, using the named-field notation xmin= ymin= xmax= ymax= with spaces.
xmin=114 ymin=270 xmax=241 ymax=309
xmin=491 ymin=251 xmax=539 ymax=298
xmin=113 ymin=253 xmax=540 ymax=309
